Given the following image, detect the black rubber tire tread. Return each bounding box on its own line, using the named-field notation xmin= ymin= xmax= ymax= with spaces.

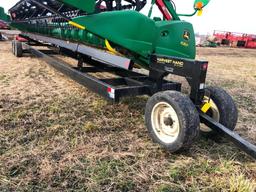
xmin=14 ymin=41 xmax=23 ymax=57
xmin=12 ymin=40 xmax=15 ymax=55
xmin=205 ymin=86 xmax=238 ymax=131
xmin=145 ymin=91 xmax=200 ymax=152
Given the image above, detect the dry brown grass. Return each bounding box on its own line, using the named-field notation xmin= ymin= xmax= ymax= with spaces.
xmin=0 ymin=42 xmax=255 ymax=191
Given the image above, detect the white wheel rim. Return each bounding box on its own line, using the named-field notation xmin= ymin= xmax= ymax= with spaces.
xmin=201 ymin=97 xmax=220 ymax=132
xmin=151 ymin=102 xmax=180 ymax=144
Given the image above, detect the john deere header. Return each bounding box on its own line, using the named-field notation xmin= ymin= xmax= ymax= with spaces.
xmin=0 ymin=0 xmax=210 ymax=68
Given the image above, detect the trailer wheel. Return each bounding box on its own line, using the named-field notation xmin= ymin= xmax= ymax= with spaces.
xmin=145 ymin=91 xmax=200 ymax=152
xmin=14 ymin=41 xmax=23 ymax=57
xmin=201 ymin=86 xmax=238 ymax=133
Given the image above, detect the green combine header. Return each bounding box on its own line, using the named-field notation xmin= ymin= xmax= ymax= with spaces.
xmin=1 ymin=0 xmax=210 ymax=67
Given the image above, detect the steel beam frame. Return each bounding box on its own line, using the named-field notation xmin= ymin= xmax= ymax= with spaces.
xmin=23 ymin=43 xmax=181 ymax=102
xmin=21 ymin=32 xmax=134 ymax=70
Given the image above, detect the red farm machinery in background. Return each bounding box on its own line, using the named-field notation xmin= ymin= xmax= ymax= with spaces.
xmin=213 ymin=30 xmax=256 ymax=49
xmin=0 ymin=19 xmax=10 ymax=30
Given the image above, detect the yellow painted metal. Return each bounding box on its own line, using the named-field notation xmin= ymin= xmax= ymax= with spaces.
xmin=201 ymin=102 xmax=211 ymax=113
xmin=68 ymin=21 xmax=86 ymax=30
xmin=105 ymin=39 xmax=119 ymax=55
xmin=197 ymin=9 xmax=203 ymax=16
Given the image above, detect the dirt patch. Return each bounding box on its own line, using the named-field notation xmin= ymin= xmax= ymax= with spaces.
xmin=0 ymin=42 xmax=255 ymax=191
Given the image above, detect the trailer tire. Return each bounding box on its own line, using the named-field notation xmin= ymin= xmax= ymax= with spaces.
xmin=145 ymin=91 xmax=200 ymax=152
xmin=201 ymin=86 xmax=238 ymax=134
xmin=14 ymin=41 xmax=23 ymax=57
xmin=12 ymin=40 xmax=15 ymax=55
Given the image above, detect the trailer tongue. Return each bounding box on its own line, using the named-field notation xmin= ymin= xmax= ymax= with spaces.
xmin=1 ymin=0 xmax=255 ymax=159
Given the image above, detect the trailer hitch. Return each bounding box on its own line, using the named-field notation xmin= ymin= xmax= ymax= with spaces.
xmin=200 ymin=112 xmax=256 ymax=159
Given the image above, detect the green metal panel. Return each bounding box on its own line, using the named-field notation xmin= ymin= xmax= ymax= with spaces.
xmin=0 ymin=7 xmax=9 ymax=22
xmin=154 ymin=21 xmax=195 ymax=59
xmin=72 ymin=10 xmax=195 ymax=60
xmin=72 ymin=11 xmax=156 ymax=58
xmin=57 ymin=0 xmax=95 ymax=13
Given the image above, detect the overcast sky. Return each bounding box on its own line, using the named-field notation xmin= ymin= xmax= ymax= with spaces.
xmin=1 ymin=0 xmax=255 ymax=35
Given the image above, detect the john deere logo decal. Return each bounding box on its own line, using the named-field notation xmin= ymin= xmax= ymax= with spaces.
xmin=183 ymin=31 xmax=190 ymax=40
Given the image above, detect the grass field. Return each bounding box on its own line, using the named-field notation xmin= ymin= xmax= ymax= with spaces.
xmin=0 ymin=41 xmax=255 ymax=191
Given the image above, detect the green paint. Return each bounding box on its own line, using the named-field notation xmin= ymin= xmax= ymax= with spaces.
xmin=72 ymin=10 xmax=195 ymax=62
xmin=0 ymin=7 xmax=9 ymax=22
xmin=58 ymin=0 xmax=95 ymax=13
xmin=72 ymin=11 xmax=156 ymax=58
xmin=162 ymin=0 xmax=180 ymax=20
xmin=194 ymin=0 xmax=211 ymax=9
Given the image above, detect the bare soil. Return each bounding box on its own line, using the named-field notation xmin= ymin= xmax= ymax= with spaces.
xmin=0 ymin=42 xmax=255 ymax=191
